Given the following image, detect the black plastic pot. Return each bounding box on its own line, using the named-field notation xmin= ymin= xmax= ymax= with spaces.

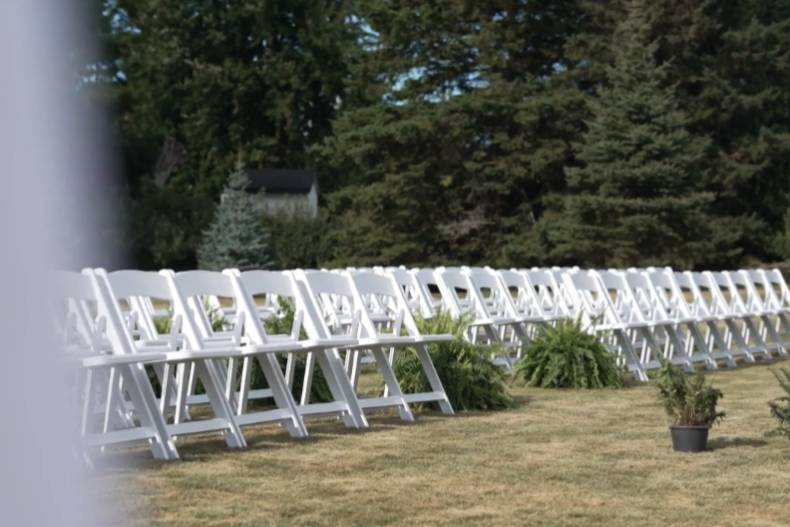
xmin=670 ymin=425 xmax=709 ymax=452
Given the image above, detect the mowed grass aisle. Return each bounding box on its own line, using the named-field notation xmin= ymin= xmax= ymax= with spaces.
xmin=93 ymin=362 xmax=790 ymax=526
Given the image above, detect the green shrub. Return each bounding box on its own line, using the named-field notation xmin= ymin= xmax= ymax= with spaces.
xmin=654 ymin=358 xmax=725 ymax=427
xmin=512 ymin=319 xmax=624 ymax=389
xmin=768 ymin=367 xmax=790 ymax=439
xmin=394 ymin=312 xmax=512 ymax=411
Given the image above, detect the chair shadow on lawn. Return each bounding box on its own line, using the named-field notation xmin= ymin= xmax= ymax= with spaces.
xmin=92 ymin=391 xmax=527 ymax=473
xmin=707 ymin=436 xmax=768 ymax=450
xmin=93 ymin=407 xmax=457 ymax=472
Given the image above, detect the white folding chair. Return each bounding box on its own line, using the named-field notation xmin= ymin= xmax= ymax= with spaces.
xmin=434 ymin=267 xmax=521 ymax=369
xmin=594 ymin=270 xmax=693 ymax=372
xmin=562 ymin=270 xmax=649 ymax=381
xmin=726 ymin=270 xmax=787 ymax=358
xmin=702 ymin=270 xmax=772 ymax=362
xmin=56 ymin=271 xmax=178 ymax=461
xmin=230 ymin=269 xmax=367 ymax=429
xmin=622 ymin=270 xmax=716 ymax=369
xmin=96 ymin=269 xmax=248 ymax=448
xmin=757 ymin=269 xmax=790 ymax=334
xmin=164 ymin=269 xmax=310 ymax=437
xmin=644 ymin=268 xmax=726 ymax=368
xmin=294 ymin=269 xmax=447 ymax=421
xmin=386 ymin=266 xmax=435 ymax=319
xmin=350 ymin=271 xmax=454 ymax=414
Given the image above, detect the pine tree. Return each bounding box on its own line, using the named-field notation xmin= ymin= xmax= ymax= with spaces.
xmin=197 ymin=169 xmax=276 ymax=271
xmin=316 ymin=1 xmax=589 ymax=267
xmin=545 ymin=0 xmax=718 ymax=268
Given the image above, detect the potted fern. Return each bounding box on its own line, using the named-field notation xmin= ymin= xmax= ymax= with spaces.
xmin=654 ymin=359 xmax=724 ymax=452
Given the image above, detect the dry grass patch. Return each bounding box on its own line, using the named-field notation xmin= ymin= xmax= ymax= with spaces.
xmin=91 ymin=361 xmax=790 ymax=526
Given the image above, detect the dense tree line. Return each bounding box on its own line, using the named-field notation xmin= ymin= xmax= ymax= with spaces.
xmin=84 ymin=0 xmax=790 ymax=269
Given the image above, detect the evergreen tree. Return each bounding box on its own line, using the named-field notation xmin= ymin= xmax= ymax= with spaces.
xmin=316 ymin=1 xmax=588 ymax=267
xmin=197 ymin=169 xmax=275 ymax=271
xmin=545 ymin=0 xmax=719 ymax=268
xmin=564 ymin=0 xmax=790 ymax=266
xmin=100 ymin=0 xmax=361 ymax=268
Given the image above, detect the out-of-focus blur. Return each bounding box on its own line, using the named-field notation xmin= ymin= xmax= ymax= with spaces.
xmin=0 ymin=1 xmax=117 ymax=524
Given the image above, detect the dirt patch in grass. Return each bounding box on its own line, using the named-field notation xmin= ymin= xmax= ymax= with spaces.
xmin=89 ymin=361 xmax=790 ymax=526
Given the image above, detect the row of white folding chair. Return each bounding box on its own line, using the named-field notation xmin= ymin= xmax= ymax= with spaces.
xmin=739 ymin=269 xmax=790 ymax=341
xmin=103 ymin=269 xmax=455 ymax=446
xmin=361 ymin=266 xmax=788 ymax=381
xmin=400 ymin=267 xmax=521 ymax=369
xmin=597 ymin=268 xmax=787 ymax=373
xmin=673 ymin=270 xmax=775 ymax=363
xmin=703 ymin=271 xmax=783 ymax=359
xmin=296 ymin=269 xmax=454 ymax=416
xmin=61 ymin=272 xmax=436 ymax=458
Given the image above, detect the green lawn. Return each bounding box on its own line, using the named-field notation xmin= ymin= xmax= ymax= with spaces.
xmin=92 ymin=361 xmax=790 ymax=526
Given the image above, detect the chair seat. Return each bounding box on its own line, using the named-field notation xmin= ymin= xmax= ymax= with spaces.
xmin=160 ymin=348 xmax=245 ymax=361
xmin=82 ymin=352 xmax=167 ymax=369
xmin=412 ymin=334 xmax=454 ymax=344
xmin=349 ymin=335 xmax=417 ymax=348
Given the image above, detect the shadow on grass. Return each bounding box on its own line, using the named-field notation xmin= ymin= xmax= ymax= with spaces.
xmin=90 ymin=409 xmax=457 ymax=473
xmin=707 ymin=436 xmax=768 ymax=450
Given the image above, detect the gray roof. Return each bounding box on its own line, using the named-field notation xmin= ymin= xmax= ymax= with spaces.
xmin=245 ymin=168 xmax=317 ymax=194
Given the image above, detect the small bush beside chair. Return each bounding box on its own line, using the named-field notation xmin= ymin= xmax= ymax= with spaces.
xmin=512 ymin=319 xmax=624 ymax=389
xmin=654 ymin=358 xmax=725 ymax=452
xmin=768 ymin=367 xmax=790 ymax=440
xmin=394 ymin=312 xmax=512 ymax=411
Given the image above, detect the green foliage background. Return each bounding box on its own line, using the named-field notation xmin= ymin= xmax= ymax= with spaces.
xmin=83 ymin=0 xmax=790 ymax=270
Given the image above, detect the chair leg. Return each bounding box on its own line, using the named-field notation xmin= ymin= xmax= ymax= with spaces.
xmin=370 ymin=347 xmax=413 ymax=422
xmin=414 ymin=343 xmax=454 ymax=415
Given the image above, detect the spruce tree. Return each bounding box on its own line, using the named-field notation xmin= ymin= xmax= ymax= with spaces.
xmin=546 ymin=0 xmax=717 ymax=268
xmin=197 ymin=168 xmax=276 ymax=271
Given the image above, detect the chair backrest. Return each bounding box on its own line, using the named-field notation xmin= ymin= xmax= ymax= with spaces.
xmin=521 ymin=268 xmax=573 ymax=317
xmin=760 ymin=269 xmax=790 ymax=310
xmin=293 ymin=270 xmax=360 ymax=338
xmin=741 ymin=269 xmax=771 ymax=312
xmin=562 ymin=270 xmax=621 ymax=327
xmin=350 ymin=271 xmax=421 ymax=338
xmin=53 ymin=271 xmax=101 ymax=351
xmin=702 ymin=271 xmax=738 ymax=317
xmin=412 ymin=268 xmax=443 ymax=315
xmin=62 ymin=269 xmax=141 ymax=358
xmin=104 ymin=270 xmax=173 ymax=342
xmin=645 ymin=268 xmax=693 ymax=319
xmin=234 ymin=269 xmax=335 ymax=342
xmin=622 ymin=269 xmax=671 ymax=323
xmin=435 ymin=267 xmax=484 ymax=319
xmin=594 ymin=270 xmax=646 ymax=324
xmin=683 ymin=271 xmax=717 ymax=318
xmin=387 ymin=266 xmax=434 ymax=318
xmin=163 ymin=270 xmax=243 ymax=349
xmin=723 ymin=270 xmax=757 ymax=314
xmin=464 ymin=267 xmax=518 ymax=320
xmin=498 ymin=269 xmax=543 ymax=318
